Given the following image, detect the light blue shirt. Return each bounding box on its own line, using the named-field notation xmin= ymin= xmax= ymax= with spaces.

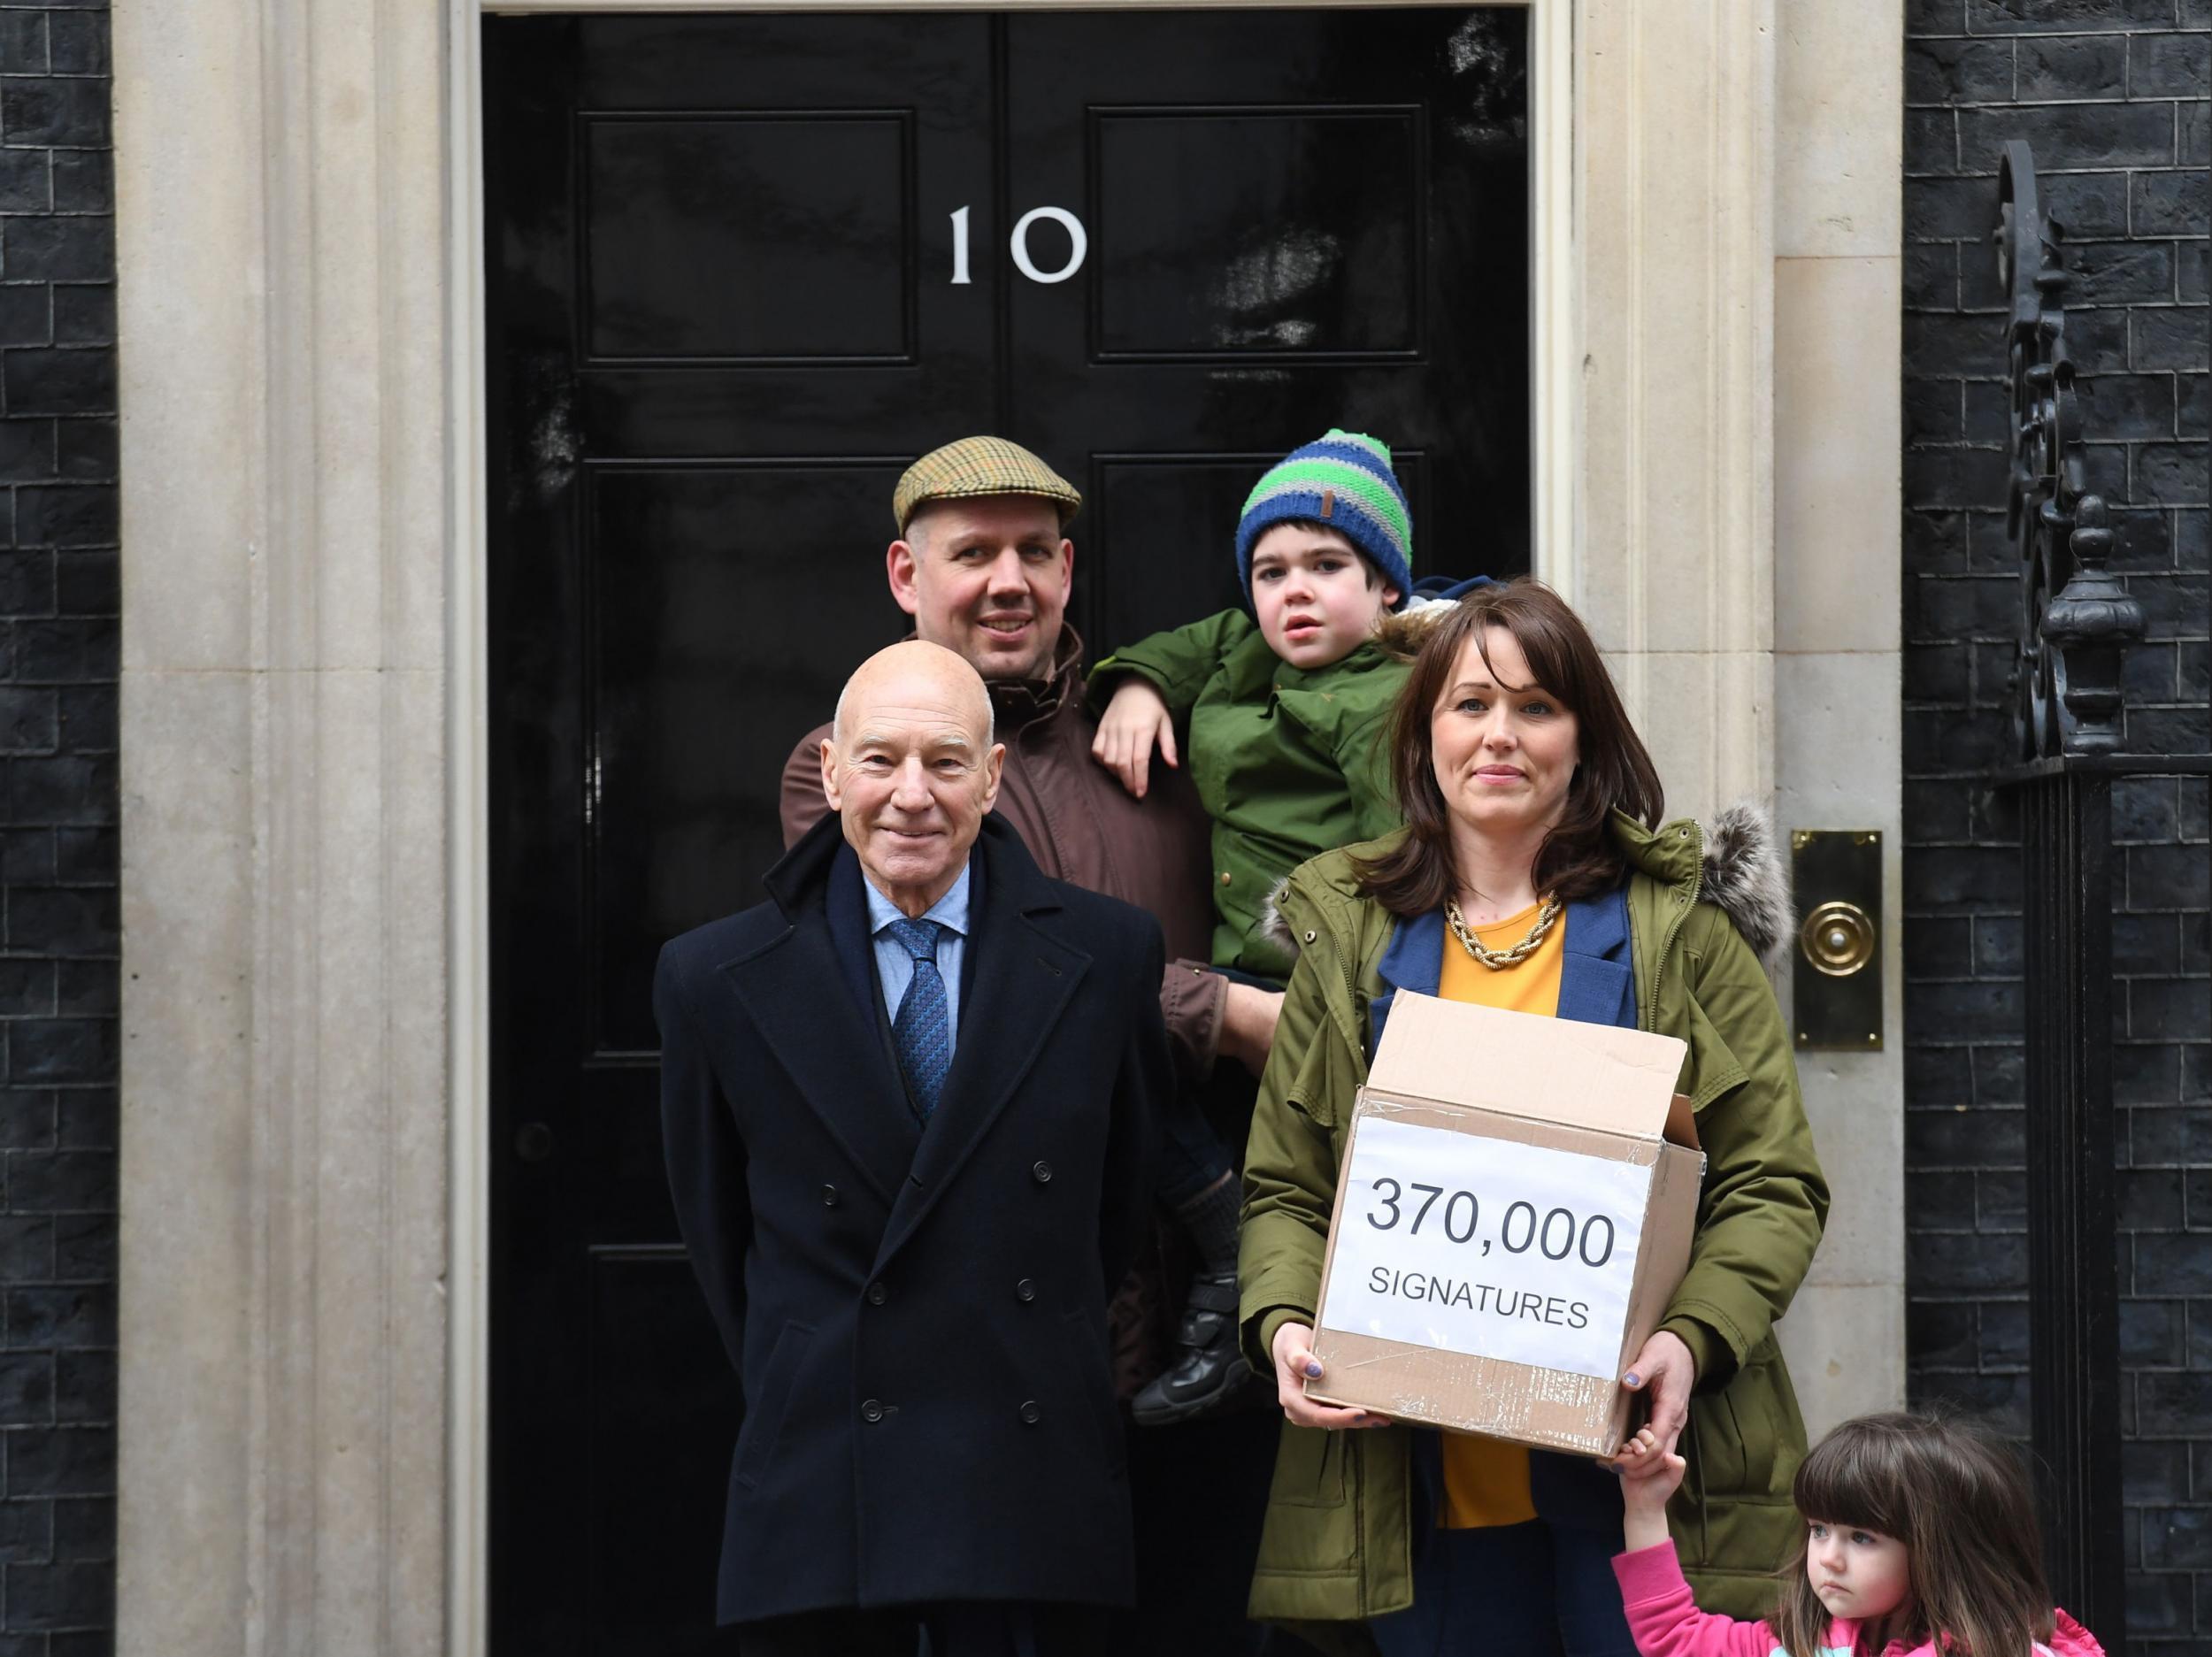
xmin=864 ymin=862 xmax=971 ymax=1051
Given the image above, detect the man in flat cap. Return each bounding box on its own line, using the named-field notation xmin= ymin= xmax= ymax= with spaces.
xmin=780 ymin=438 xmax=1284 ymax=1655
xmin=660 ymin=641 xmax=1167 ymax=1655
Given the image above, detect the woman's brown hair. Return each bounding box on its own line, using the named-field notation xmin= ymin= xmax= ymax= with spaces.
xmin=1771 ymin=1411 xmax=2055 ymax=1657
xmin=1356 ymin=578 xmax=1663 ymax=917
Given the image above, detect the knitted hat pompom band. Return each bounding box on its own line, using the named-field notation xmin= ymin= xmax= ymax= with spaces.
xmin=1235 ymin=429 xmax=1415 ymax=610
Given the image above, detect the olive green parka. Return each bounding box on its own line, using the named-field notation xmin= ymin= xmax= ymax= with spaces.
xmin=1237 ymin=810 xmax=1829 ymax=1654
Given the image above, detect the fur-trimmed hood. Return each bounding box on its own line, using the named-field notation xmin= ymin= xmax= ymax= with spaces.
xmin=1258 ymin=802 xmax=1793 ymax=968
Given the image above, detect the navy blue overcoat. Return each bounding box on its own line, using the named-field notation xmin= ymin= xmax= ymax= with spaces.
xmin=654 ymin=810 xmax=1167 ymax=1625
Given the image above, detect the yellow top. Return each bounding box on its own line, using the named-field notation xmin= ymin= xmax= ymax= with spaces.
xmin=1433 ymin=898 xmax=1567 ymax=1530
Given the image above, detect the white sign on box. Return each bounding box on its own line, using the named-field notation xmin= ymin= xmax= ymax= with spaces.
xmin=1317 ymin=1115 xmax=1651 ymax=1381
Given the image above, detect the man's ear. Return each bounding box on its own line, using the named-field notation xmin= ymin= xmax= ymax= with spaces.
xmin=886 ymin=539 xmax=923 ymax=618
xmin=979 ymin=742 xmax=1006 ymax=814
xmin=1055 ymin=537 xmax=1075 ymax=597
xmin=818 ymin=738 xmax=842 ymax=811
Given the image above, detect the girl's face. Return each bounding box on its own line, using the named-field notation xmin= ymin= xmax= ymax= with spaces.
xmin=1805 ymin=1519 xmax=1912 ymax=1626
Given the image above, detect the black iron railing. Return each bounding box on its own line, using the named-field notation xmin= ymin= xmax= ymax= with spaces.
xmin=1987 ymin=142 xmax=2208 ymax=1656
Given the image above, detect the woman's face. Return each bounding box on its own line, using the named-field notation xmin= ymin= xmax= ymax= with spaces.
xmin=1429 ymin=626 xmax=1580 ymax=845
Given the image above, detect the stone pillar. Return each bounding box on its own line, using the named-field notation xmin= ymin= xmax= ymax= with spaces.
xmin=113 ymin=0 xmax=451 ymax=1652
xmin=1568 ymin=0 xmax=1777 ymax=824
xmin=1768 ymin=0 xmax=1907 ymax=1431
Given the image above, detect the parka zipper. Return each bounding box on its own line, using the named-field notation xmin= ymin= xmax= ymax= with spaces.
xmin=1640 ymin=819 xmax=1705 ymax=1033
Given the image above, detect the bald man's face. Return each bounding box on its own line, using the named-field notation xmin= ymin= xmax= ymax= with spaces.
xmin=821 ymin=661 xmax=1004 ymax=916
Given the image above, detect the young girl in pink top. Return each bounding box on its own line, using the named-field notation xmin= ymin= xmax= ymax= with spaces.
xmin=1613 ymin=1411 xmax=2102 ymax=1657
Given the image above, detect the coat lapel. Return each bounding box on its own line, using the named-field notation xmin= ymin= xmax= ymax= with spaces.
xmin=1557 ymin=884 xmax=1636 ymax=1029
xmin=875 ymin=821 xmax=1087 ymax=1269
xmin=1370 ymin=907 xmax=1443 ymax=1060
xmin=719 ymin=828 xmax=918 ymax=1209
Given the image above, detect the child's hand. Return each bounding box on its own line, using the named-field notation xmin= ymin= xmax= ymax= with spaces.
xmin=1092 ymin=680 xmax=1177 ymax=799
xmin=1614 ymin=1426 xmax=1687 ymax=1553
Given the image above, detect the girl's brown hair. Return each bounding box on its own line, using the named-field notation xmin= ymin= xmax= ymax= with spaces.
xmin=1771 ymin=1411 xmax=2055 ymax=1657
xmin=1355 ymin=578 xmax=1663 ymax=917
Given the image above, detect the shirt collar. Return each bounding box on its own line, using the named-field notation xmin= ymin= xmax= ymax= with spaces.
xmin=864 ymin=859 xmax=973 ymax=940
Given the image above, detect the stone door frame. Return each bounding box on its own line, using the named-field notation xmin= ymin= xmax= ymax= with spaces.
xmin=115 ymin=2 xmax=1897 ymax=1651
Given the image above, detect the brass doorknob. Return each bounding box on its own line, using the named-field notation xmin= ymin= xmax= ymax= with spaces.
xmin=1799 ymin=901 xmax=1876 ymax=977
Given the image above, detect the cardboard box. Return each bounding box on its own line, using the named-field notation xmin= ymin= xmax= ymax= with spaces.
xmin=1304 ymin=991 xmax=1705 ymax=1459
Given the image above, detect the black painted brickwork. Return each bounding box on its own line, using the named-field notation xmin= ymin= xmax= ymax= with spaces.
xmin=1905 ymin=2 xmax=2209 ymax=1649
xmin=0 ymin=6 xmax=112 ymax=1654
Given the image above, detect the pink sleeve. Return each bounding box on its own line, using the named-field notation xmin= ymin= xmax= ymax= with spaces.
xmin=1611 ymin=1541 xmax=1780 ymax=1657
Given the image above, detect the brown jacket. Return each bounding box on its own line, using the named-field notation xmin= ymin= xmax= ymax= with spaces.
xmin=780 ymin=630 xmax=1228 ymax=1084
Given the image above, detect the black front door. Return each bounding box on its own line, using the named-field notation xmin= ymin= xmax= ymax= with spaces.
xmin=484 ymin=12 xmax=1527 ymax=1651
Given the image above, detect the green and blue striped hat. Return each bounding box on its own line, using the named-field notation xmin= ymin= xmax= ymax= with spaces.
xmin=1235 ymin=429 xmax=1413 ymax=610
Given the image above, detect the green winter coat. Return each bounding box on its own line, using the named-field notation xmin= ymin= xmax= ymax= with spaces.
xmin=1090 ymin=610 xmax=1407 ymax=979
xmin=1237 ymin=811 xmax=1829 ymax=1654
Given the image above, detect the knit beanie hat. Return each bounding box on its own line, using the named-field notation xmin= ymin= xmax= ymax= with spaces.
xmin=1235 ymin=429 xmax=1413 ymax=610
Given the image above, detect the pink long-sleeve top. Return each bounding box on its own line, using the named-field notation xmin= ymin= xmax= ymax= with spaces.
xmin=1611 ymin=1539 xmax=2105 ymax=1657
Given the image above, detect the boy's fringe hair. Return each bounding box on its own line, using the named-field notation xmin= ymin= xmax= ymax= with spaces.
xmin=1771 ymin=1410 xmax=2055 ymax=1657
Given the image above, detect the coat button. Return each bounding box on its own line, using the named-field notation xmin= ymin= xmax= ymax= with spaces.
xmin=1019 ymin=1400 xmax=1042 ymax=1425
xmin=821 ymin=1185 xmax=841 ymax=1208
xmin=867 ymin=1282 xmax=887 ymax=1306
xmin=861 ymin=1399 xmax=885 ymax=1423
xmin=1218 ymin=871 xmax=1232 ymax=886
xmin=1016 ymin=1278 xmax=1036 ymax=1302
xmin=1031 ymin=1160 xmax=1053 ymax=1185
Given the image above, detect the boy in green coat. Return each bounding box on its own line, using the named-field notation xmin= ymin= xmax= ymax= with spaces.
xmin=1087 ymin=430 xmax=1438 ymax=1425
xmin=1090 ymin=429 xmax=1423 ymax=980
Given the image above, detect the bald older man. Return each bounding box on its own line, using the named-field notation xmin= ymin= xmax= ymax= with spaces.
xmin=657 ymin=641 xmax=1168 ymax=1656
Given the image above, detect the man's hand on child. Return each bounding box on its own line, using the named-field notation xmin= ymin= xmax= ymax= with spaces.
xmin=1614 ymin=1425 xmax=1687 ymax=1551
xmin=1219 ymin=983 xmax=1285 ymax=1078
xmin=1092 ymin=680 xmax=1177 ymax=799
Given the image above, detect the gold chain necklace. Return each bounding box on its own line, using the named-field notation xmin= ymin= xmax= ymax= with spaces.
xmin=1445 ymin=894 xmax=1562 ymax=970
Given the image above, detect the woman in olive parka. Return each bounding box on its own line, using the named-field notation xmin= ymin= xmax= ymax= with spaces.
xmin=1237 ymin=580 xmax=1828 ymax=1657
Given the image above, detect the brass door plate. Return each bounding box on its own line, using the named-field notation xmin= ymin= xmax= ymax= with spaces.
xmin=1790 ymin=830 xmax=1883 ymax=1051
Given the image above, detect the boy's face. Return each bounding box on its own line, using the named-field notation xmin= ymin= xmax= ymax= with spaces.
xmin=1248 ymin=523 xmax=1401 ymax=671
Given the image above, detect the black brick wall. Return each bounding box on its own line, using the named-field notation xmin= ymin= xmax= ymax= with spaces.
xmin=1905 ymin=2 xmax=2209 ymax=1649
xmin=0 ymin=6 xmax=112 ymax=1654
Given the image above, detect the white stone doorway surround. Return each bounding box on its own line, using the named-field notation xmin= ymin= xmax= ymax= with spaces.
xmin=111 ymin=1 xmax=1901 ymax=1652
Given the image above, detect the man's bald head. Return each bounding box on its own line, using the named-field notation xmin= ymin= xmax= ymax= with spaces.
xmin=821 ymin=641 xmax=1005 ymax=917
xmin=832 ymin=640 xmax=995 ymax=751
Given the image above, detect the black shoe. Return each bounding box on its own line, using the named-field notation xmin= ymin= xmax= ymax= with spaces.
xmin=1131 ymin=1269 xmax=1253 ymax=1426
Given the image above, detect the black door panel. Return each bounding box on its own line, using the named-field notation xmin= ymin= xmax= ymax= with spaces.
xmin=486 ymin=13 xmax=1525 ymax=1651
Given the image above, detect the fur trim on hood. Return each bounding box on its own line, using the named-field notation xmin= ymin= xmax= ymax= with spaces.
xmin=1698 ymin=802 xmax=1792 ymax=964
xmin=1254 ymin=802 xmax=1794 ymax=969
xmin=1372 ymin=595 xmax=1463 ymax=661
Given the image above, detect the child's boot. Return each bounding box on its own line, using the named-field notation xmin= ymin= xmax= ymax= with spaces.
xmin=1131 ymin=1175 xmax=1252 ymax=1425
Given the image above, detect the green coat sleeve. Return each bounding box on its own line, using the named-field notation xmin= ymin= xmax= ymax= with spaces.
xmin=1335 ymin=709 xmax=1403 ymax=843
xmin=1238 ymin=924 xmax=1354 ymax=1369
xmin=1659 ymin=908 xmax=1831 ymax=1392
xmin=1089 ymin=609 xmax=1252 ymax=717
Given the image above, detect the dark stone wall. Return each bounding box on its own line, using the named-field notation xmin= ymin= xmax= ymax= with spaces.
xmin=0 ymin=5 xmax=115 ymax=1653
xmin=1903 ymin=2 xmax=2209 ymax=1648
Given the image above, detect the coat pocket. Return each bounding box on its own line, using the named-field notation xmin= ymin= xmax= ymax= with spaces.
xmin=1267 ymin=1422 xmax=1348 ymax=1508
xmin=733 ymin=1320 xmax=813 ymax=1492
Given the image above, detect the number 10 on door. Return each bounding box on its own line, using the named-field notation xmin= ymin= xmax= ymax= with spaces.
xmin=949 ymin=205 xmax=1088 ymax=286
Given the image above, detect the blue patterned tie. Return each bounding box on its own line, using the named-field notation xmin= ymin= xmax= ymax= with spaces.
xmin=886 ymin=917 xmax=950 ymax=1119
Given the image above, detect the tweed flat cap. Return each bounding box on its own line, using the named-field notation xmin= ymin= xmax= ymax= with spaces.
xmin=893 ymin=436 xmax=1082 ymax=532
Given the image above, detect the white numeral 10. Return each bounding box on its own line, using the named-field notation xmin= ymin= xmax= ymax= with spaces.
xmin=949 ymin=204 xmax=1088 ymax=286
